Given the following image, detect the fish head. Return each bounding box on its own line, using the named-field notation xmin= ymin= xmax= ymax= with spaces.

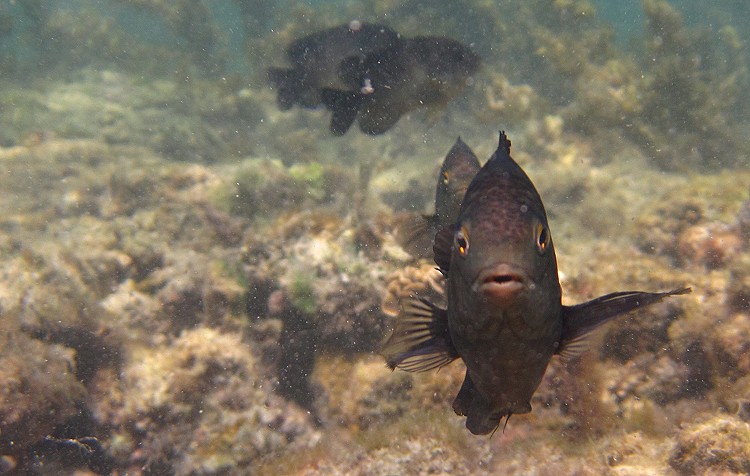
xmin=451 ymin=203 xmax=558 ymax=313
xmin=446 ymin=133 xmax=561 ymax=321
xmin=402 ymin=37 xmax=480 ymax=104
xmin=434 ymin=138 xmax=481 ymax=225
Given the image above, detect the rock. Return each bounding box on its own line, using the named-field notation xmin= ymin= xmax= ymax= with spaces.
xmin=670 ymin=416 xmax=750 ymax=475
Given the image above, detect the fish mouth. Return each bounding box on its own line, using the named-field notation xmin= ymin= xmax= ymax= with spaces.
xmin=474 ymin=264 xmax=527 ymax=304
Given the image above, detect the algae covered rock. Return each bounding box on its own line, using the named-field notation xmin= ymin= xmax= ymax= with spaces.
xmin=119 ymin=327 xmax=319 ymax=473
xmin=0 ymin=257 xmax=89 ymax=459
xmin=0 ymin=336 xmax=86 ymax=456
xmin=669 ymin=416 xmax=750 ymax=475
xmin=351 ymin=438 xmax=472 ymax=475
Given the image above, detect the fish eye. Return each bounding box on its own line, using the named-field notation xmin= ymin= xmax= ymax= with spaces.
xmin=535 ymin=222 xmax=549 ymax=254
xmin=441 ymin=171 xmax=450 ymax=186
xmin=455 ymin=227 xmax=469 ymax=257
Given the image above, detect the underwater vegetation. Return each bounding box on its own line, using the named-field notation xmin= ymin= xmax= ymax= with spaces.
xmin=0 ymin=0 xmax=748 ymax=474
xmin=631 ymin=0 xmax=750 ymax=170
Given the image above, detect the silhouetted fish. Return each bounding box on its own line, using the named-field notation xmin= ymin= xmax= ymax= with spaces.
xmin=382 ymin=131 xmax=691 ymax=435
xmin=400 ymin=137 xmax=481 ymax=257
xmin=268 ymin=22 xmax=479 ymax=135
xmin=328 ymin=36 xmax=481 ymax=135
xmin=267 ymin=22 xmax=400 ymax=112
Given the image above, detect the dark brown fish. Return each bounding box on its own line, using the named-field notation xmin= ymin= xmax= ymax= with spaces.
xmin=382 ymin=131 xmax=690 ymax=435
xmin=337 ymin=36 xmax=480 ymax=135
xmin=267 ymin=22 xmax=400 ymax=111
xmin=432 ymin=138 xmax=482 ymax=227
xmin=400 ymin=137 xmax=481 ymax=257
xmin=268 ymin=23 xmax=479 ymax=135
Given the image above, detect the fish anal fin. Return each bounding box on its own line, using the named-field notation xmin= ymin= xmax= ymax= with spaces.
xmin=320 ymin=89 xmax=362 ymax=135
xmin=381 ymin=297 xmax=458 ymax=372
xmin=452 ymin=370 xmax=478 ymax=416
xmin=452 ymin=370 xmax=515 ymax=435
xmin=358 ymin=98 xmax=404 ymax=135
xmin=557 ymin=287 xmax=692 ymax=359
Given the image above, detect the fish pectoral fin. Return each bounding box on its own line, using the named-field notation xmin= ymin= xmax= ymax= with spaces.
xmin=381 ymin=297 xmax=458 ymax=372
xmin=432 ymin=225 xmax=454 ymax=276
xmin=396 ymin=213 xmax=440 ymax=259
xmin=398 ymin=213 xmax=434 ymax=248
xmin=555 ymin=332 xmax=591 ymax=361
xmin=557 ymin=287 xmax=692 ymax=360
xmin=320 ymin=89 xmax=362 ymax=135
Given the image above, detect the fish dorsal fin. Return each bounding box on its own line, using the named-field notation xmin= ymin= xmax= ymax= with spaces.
xmin=381 ymin=297 xmax=458 ymax=372
xmin=433 ymin=225 xmax=453 ymax=275
xmin=480 ymin=130 xmax=513 ymax=169
xmin=495 ymin=130 xmax=511 ymax=158
xmin=557 ymin=287 xmax=691 ymax=359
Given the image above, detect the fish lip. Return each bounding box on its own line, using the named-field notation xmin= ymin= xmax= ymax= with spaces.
xmin=474 ymin=264 xmax=527 ymax=301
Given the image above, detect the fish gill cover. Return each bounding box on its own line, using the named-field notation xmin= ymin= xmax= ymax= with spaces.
xmin=0 ymin=0 xmax=747 ymax=474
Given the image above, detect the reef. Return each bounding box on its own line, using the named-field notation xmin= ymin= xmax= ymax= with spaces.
xmin=670 ymin=416 xmax=750 ymax=474
xmin=0 ymin=0 xmax=749 ymax=474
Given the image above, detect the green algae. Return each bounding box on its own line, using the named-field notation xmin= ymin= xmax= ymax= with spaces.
xmin=289 ymin=271 xmax=319 ymax=316
xmin=289 ymin=162 xmax=326 ymax=201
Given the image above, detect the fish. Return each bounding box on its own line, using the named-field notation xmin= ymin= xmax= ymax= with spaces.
xmin=268 ymin=22 xmax=480 ymax=135
xmin=399 ymin=137 xmax=481 ymax=258
xmin=330 ymin=36 xmax=481 ymax=135
xmin=431 ymin=138 xmax=482 ymax=233
xmin=267 ymin=22 xmax=401 ymax=112
xmin=382 ymin=131 xmax=691 ymax=435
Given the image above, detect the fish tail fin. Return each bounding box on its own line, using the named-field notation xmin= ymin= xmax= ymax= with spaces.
xmin=381 ymin=297 xmax=458 ymax=372
xmin=267 ymin=67 xmax=300 ymax=110
xmin=320 ymin=89 xmax=362 ymax=135
xmin=557 ymin=287 xmax=691 ymax=359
